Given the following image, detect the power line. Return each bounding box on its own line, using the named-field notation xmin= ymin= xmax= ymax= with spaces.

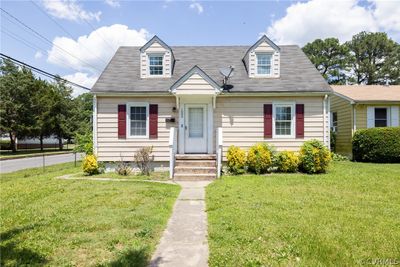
xmin=29 ymin=0 xmax=109 ymax=66
xmin=82 ymin=18 xmax=115 ymax=52
xmin=0 ymin=53 xmax=91 ymax=91
xmin=0 ymin=7 xmax=102 ymax=73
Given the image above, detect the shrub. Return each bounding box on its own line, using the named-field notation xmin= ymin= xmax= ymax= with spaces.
xmin=352 ymin=127 xmax=400 ymax=163
xmin=330 ymin=130 xmax=336 ymax=152
xmin=275 ymin=151 xmax=300 ymax=173
xmin=74 ymin=131 xmax=93 ymax=155
xmin=134 ymin=146 xmax=154 ymax=175
xmin=299 ymin=140 xmax=331 ymax=174
xmin=116 ymin=155 xmax=132 ymax=176
xmin=82 ymin=154 xmax=102 ymax=175
xmin=247 ymin=143 xmax=273 ymax=174
xmin=331 ymin=152 xmax=349 ymax=161
xmin=226 ymin=145 xmax=246 ymax=175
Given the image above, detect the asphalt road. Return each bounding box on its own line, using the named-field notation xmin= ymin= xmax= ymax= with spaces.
xmin=0 ymin=153 xmax=83 ymax=174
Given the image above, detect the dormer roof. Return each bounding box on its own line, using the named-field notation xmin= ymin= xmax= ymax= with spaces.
xmin=244 ymin=35 xmax=280 ymax=58
xmin=140 ymin=35 xmax=172 ymax=53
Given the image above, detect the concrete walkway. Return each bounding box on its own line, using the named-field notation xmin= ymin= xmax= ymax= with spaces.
xmin=150 ymin=181 xmax=211 ymax=267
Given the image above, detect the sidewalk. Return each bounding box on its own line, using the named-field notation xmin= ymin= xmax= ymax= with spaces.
xmin=150 ymin=181 xmax=211 ymax=267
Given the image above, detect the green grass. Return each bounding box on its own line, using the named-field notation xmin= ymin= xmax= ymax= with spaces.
xmin=206 ymin=162 xmax=400 ymax=266
xmin=0 ymin=162 xmax=180 ymax=266
xmin=0 ymin=147 xmax=75 ymax=159
xmin=72 ymin=171 xmax=170 ymax=181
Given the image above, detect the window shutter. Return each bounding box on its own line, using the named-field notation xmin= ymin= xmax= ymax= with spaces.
xmin=390 ymin=106 xmax=399 ymax=127
xmin=367 ymin=107 xmax=374 ymax=128
xmin=118 ymin=104 xmax=126 ymax=139
xmin=149 ymin=104 xmax=158 ymax=139
xmin=296 ymin=104 xmax=304 ymax=138
xmin=264 ymin=104 xmax=272 ymax=138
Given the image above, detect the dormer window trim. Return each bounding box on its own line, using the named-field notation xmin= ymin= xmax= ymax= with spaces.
xmin=255 ymin=52 xmax=273 ymax=77
xmin=148 ymin=53 xmax=165 ymax=77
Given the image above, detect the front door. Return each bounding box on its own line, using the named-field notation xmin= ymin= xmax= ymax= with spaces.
xmin=184 ymin=104 xmax=207 ymax=153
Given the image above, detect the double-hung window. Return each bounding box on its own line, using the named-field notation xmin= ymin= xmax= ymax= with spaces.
xmin=256 ymin=53 xmax=272 ymax=75
xmin=148 ymin=54 xmax=163 ymax=76
xmin=331 ymin=112 xmax=338 ymax=132
xmin=374 ymin=108 xmax=388 ymax=127
xmin=274 ymin=103 xmax=295 ymax=137
xmin=128 ymin=103 xmax=149 ymax=137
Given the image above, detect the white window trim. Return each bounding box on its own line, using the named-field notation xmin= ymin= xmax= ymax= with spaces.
xmin=272 ymin=102 xmax=295 ymax=138
xmin=147 ymin=53 xmax=164 ymax=77
xmin=373 ymin=106 xmax=390 ymax=127
xmin=127 ymin=102 xmax=149 ymax=139
xmin=255 ymin=52 xmax=273 ymax=77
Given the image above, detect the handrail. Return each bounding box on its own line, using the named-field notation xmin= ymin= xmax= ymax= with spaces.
xmin=216 ymin=127 xmax=223 ymax=178
xmin=169 ymin=127 xmax=177 ymax=179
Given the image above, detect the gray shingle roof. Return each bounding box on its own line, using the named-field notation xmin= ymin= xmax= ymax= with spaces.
xmin=92 ymin=45 xmax=331 ymax=93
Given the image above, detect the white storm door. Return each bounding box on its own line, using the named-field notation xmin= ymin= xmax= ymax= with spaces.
xmin=185 ymin=104 xmax=207 ymax=153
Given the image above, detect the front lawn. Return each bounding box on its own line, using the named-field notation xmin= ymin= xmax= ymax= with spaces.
xmin=206 ymin=161 xmax=400 ymax=266
xmin=0 ymin=162 xmax=180 ymax=266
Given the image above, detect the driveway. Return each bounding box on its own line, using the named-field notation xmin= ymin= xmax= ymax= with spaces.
xmin=0 ymin=153 xmax=83 ymax=174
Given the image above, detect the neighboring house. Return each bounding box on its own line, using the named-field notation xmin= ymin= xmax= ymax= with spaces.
xmin=330 ymin=85 xmax=400 ymax=157
xmin=0 ymin=134 xmax=64 ymax=149
xmin=91 ymin=35 xmax=331 ymax=180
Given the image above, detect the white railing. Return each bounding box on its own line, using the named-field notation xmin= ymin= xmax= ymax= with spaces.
xmin=169 ymin=127 xmax=177 ymax=179
xmin=216 ymin=127 xmax=223 ymax=178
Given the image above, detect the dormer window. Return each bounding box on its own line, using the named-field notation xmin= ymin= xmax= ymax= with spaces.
xmin=149 ymin=54 xmax=164 ymax=76
xmin=256 ymin=53 xmax=272 ymax=75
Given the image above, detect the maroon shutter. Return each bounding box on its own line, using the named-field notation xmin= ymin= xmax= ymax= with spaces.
xmin=264 ymin=104 xmax=273 ymax=138
xmin=118 ymin=104 xmax=126 ymax=139
xmin=296 ymin=104 xmax=304 ymax=138
xmin=149 ymin=104 xmax=158 ymax=139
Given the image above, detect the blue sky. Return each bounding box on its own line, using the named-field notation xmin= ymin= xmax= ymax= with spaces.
xmin=1 ymin=0 xmax=399 ymax=95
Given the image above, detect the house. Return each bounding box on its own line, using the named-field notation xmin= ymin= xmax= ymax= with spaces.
xmin=330 ymin=85 xmax=400 ymax=157
xmin=91 ymin=35 xmax=331 ymax=180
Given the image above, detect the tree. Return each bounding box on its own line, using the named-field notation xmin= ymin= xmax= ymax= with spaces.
xmin=0 ymin=59 xmax=36 ymax=152
xmin=345 ymin=32 xmax=399 ymax=84
xmin=302 ymin=38 xmax=350 ymax=84
xmin=71 ymin=92 xmax=93 ymax=135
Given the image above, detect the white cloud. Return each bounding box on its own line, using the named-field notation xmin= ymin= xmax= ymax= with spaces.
xmin=104 ymin=0 xmax=120 ymax=8
xmin=63 ymin=72 xmax=98 ymax=96
xmin=47 ymin=24 xmax=149 ymax=74
xmin=190 ymin=2 xmax=203 ymax=14
xmin=42 ymin=0 xmax=101 ymax=22
xmin=34 ymin=51 xmax=43 ymax=59
xmin=265 ymin=0 xmax=399 ymax=45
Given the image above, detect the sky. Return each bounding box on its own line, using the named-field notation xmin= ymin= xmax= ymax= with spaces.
xmin=1 ymin=0 xmax=399 ymax=95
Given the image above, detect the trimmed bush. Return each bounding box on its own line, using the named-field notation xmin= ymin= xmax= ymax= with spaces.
xmin=247 ymin=143 xmax=273 ymax=174
xmin=275 ymin=151 xmax=300 ymax=173
xmin=226 ymin=145 xmax=246 ymax=175
xmin=299 ymin=140 xmax=331 ymax=174
xmin=82 ymin=155 xmax=102 ymax=175
xmin=352 ymin=127 xmax=400 ymax=163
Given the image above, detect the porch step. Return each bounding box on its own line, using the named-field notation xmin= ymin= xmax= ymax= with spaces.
xmin=175 ymin=160 xmax=216 ymax=167
xmin=174 ymin=166 xmax=216 ymax=175
xmin=173 ymin=173 xmax=216 ymax=181
xmin=175 ymin=154 xmax=216 ymax=160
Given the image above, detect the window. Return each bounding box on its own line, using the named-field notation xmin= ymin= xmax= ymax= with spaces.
xmin=256 ymin=53 xmax=272 ymax=75
xmin=128 ymin=103 xmax=148 ymax=137
xmin=374 ymin=108 xmax=388 ymax=127
xmin=274 ymin=103 xmax=294 ymax=137
xmin=331 ymin=112 xmax=338 ymax=132
xmin=148 ymin=55 xmax=163 ymax=76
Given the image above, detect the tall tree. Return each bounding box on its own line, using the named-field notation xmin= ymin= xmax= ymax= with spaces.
xmin=302 ymin=38 xmax=350 ymax=84
xmin=0 ymin=59 xmax=36 ymax=152
xmin=345 ymin=31 xmax=399 ymax=84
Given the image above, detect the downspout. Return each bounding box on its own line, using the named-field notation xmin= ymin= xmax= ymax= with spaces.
xmin=351 ymin=101 xmax=356 ymax=136
xmin=93 ymin=94 xmax=97 ymax=155
xmin=323 ymin=95 xmax=328 ymax=147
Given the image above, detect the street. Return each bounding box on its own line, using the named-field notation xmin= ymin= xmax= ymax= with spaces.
xmin=0 ymin=153 xmax=83 ymax=174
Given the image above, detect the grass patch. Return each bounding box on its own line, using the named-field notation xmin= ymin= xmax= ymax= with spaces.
xmin=72 ymin=171 xmax=170 ymax=181
xmin=1 ymin=162 xmax=180 ymax=266
xmin=206 ymin=161 xmax=400 ymax=266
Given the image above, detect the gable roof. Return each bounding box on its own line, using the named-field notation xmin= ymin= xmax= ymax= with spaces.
xmin=332 ymin=85 xmax=400 ymax=102
xmin=92 ymin=45 xmax=331 ymax=94
xmin=140 ymin=35 xmax=172 ymax=53
xmin=244 ymin=35 xmax=280 ymax=56
xmin=170 ymin=65 xmax=221 ymax=92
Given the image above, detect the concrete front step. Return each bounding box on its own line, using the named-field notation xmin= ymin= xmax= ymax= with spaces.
xmin=173 ymin=173 xmax=216 ymax=181
xmin=175 ymin=160 xmax=216 ymax=167
xmin=174 ymin=166 xmax=216 ymax=175
xmin=175 ymin=154 xmax=216 ymax=160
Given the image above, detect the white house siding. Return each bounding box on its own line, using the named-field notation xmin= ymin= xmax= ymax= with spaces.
xmin=214 ymin=96 xmax=326 ymax=160
xmin=96 ymin=96 xmax=177 ymax=162
xmin=248 ymin=41 xmax=280 ymax=78
xmin=140 ymin=41 xmax=172 ymax=78
xmin=175 ymin=74 xmax=215 ymax=94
